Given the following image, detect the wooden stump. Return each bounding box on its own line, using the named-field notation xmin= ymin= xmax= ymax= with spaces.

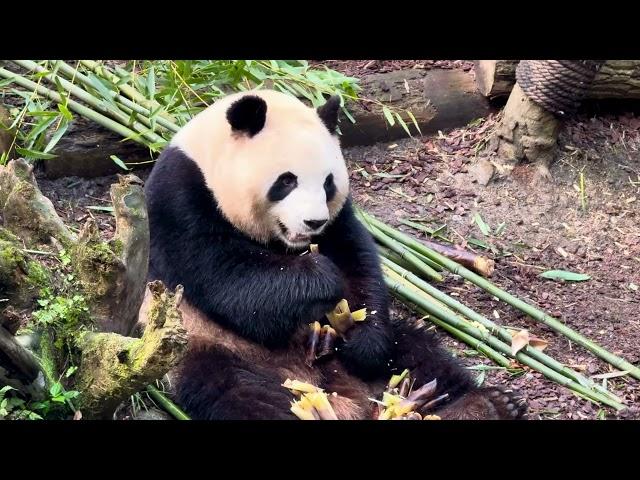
xmin=0 ymin=158 xmax=187 ymax=419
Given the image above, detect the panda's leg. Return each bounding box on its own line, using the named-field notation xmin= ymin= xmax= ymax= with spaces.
xmin=392 ymin=319 xmax=527 ymax=420
xmin=174 ymin=347 xmax=296 ymax=420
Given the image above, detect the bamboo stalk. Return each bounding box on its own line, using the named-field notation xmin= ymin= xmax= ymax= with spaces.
xmin=146 ymin=385 xmax=191 ymax=420
xmin=381 ymin=257 xmax=621 ymax=402
xmin=79 ymin=60 xmax=176 ymax=123
xmin=0 ymin=67 xmax=151 ymax=149
xmin=422 ymin=312 xmax=512 ymax=368
xmin=399 ymin=219 xmax=494 ymax=277
xmin=13 ymin=60 xmax=165 ymax=146
xmin=383 ymin=270 xmax=626 ymax=410
xmin=362 ymin=209 xmax=640 ymax=382
xmin=354 ymin=211 xmax=442 ymax=282
xmin=377 ymin=245 xmax=443 ymax=274
xmin=54 ymin=61 xmax=179 ymax=134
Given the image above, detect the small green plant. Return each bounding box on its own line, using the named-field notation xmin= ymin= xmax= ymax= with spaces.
xmin=0 ymin=386 xmax=40 ymax=419
xmin=27 ymin=367 xmax=81 ymax=419
xmin=33 ymin=293 xmax=89 ymax=328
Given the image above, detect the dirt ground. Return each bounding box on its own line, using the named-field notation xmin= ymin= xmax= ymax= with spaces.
xmin=32 ymin=60 xmax=640 ymax=420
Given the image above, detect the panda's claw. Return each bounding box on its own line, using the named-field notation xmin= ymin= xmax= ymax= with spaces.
xmin=433 ymin=386 xmax=527 ymax=420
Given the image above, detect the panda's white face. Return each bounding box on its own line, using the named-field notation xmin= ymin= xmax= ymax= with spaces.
xmin=268 ymin=169 xmax=335 ymax=248
xmin=264 ymin=132 xmax=345 ymax=248
xmin=171 ymin=89 xmax=349 ymax=247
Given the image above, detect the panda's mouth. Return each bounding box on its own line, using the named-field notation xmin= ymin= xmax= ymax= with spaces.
xmin=277 ymin=221 xmax=311 ymax=246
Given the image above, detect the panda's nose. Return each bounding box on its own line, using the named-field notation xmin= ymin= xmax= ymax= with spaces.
xmin=304 ymin=219 xmax=328 ymax=231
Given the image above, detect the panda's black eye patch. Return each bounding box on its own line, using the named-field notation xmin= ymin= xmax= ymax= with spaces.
xmin=268 ymin=172 xmax=298 ymax=202
xmin=324 ymin=173 xmax=336 ymax=202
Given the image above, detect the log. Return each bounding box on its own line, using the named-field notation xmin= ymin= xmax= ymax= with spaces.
xmin=475 ymin=60 xmax=640 ymax=100
xmin=0 ymin=325 xmax=46 ymax=399
xmin=474 ymin=60 xmax=519 ymax=99
xmin=337 ymin=69 xmax=494 ymax=147
xmin=72 ymin=174 xmax=149 ymax=336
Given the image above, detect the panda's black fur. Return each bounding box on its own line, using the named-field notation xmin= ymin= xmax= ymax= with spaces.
xmin=143 ymin=93 xmax=526 ymax=420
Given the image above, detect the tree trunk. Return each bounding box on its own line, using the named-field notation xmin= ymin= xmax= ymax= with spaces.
xmin=0 ymin=158 xmax=187 ymax=420
xmin=475 ymin=60 xmax=640 ymax=100
xmin=485 ymin=84 xmax=560 ymax=180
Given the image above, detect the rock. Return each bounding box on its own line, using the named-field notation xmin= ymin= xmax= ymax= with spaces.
xmin=469 ymin=158 xmax=495 ymax=186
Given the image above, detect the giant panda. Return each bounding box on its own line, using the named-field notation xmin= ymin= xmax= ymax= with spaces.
xmin=142 ymin=89 xmax=527 ymax=420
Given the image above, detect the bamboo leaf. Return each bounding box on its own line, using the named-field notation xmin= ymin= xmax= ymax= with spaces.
xmin=494 ymin=222 xmax=507 ymax=236
xmin=342 ymin=106 xmax=356 ymax=124
xmin=540 ymin=270 xmax=591 ymax=282
xmin=473 ymin=213 xmax=491 ymax=236
xmin=395 ymin=112 xmax=411 ymax=136
xmin=529 ymin=335 xmax=549 ymax=352
xmin=57 ymin=103 xmax=73 ymax=120
xmin=467 ymin=237 xmax=489 ymax=250
xmin=43 ymin=119 xmax=69 ymax=153
xmin=406 ymin=110 xmax=422 ymax=135
xmin=86 ymin=206 xmax=115 ymax=213
xmin=15 ymin=147 xmax=57 ymax=160
xmin=110 ymin=155 xmax=130 ymax=171
xmin=382 ymin=106 xmax=395 ymax=127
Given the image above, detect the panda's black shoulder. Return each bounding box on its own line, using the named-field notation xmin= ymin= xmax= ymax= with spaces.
xmin=146 ymin=146 xmax=213 ymax=217
xmin=320 ymin=199 xmax=378 ymax=255
xmin=145 ymin=146 xmax=245 ymax=284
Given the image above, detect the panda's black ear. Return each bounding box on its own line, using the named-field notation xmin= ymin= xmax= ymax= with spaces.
xmin=317 ymin=95 xmax=341 ymax=134
xmin=226 ymin=95 xmax=267 ymax=137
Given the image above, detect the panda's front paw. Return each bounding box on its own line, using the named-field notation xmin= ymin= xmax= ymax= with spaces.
xmin=304 ymin=253 xmax=346 ymax=313
xmin=338 ymin=327 xmax=393 ymax=380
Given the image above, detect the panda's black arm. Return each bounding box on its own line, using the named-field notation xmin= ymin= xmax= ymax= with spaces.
xmin=160 ymin=230 xmax=346 ymax=347
xmin=318 ymin=200 xmax=394 ymax=379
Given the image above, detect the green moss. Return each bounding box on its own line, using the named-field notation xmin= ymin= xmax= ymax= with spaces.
xmin=26 ymin=261 xmax=50 ymax=288
xmin=0 ymin=228 xmax=20 ymax=244
xmin=37 ymin=331 xmax=59 ymax=388
xmin=0 ymin=243 xmax=22 ymax=264
xmin=72 ymin=240 xmax=120 ymax=299
xmin=110 ymin=239 xmax=124 ymax=257
xmin=0 ymin=240 xmax=23 ymax=285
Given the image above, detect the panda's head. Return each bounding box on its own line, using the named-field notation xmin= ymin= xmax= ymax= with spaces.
xmin=172 ymin=89 xmax=349 ymax=249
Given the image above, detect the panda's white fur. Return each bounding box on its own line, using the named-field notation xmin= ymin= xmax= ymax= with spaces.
xmin=171 ymin=90 xmax=349 ymax=248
